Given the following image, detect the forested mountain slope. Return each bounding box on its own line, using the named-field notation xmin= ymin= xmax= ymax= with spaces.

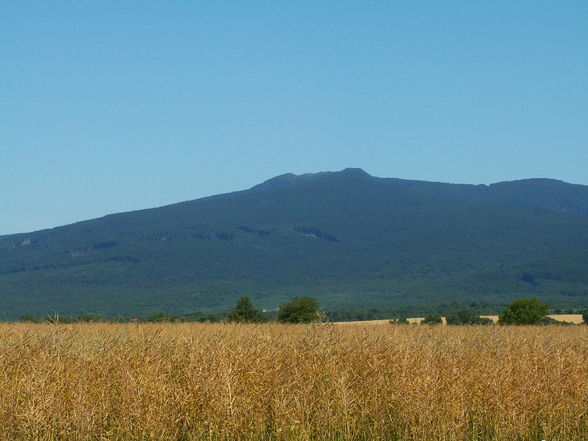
xmin=1 ymin=168 xmax=588 ymax=318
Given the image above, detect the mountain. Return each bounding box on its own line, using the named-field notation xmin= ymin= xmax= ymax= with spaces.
xmin=1 ymin=168 xmax=588 ymax=319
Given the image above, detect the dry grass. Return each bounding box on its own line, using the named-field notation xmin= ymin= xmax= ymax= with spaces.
xmin=1 ymin=323 xmax=587 ymax=440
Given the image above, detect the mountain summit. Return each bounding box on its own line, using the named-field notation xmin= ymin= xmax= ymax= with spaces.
xmin=1 ymin=169 xmax=588 ymax=318
xmin=251 ymin=168 xmax=371 ymax=192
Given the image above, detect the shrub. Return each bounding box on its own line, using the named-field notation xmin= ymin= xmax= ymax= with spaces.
xmin=446 ymin=309 xmax=493 ymax=325
xmin=389 ymin=318 xmax=409 ymax=325
xmin=18 ymin=314 xmax=39 ymax=323
xmin=44 ymin=315 xmax=72 ymax=324
xmin=146 ymin=312 xmax=180 ymax=322
xmin=75 ymin=314 xmax=107 ymax=323
xmin=422 ymin=314 xmax=442 ymax=325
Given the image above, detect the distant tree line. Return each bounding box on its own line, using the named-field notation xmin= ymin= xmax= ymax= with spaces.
xmin=394 ymin=298 xmax=581 ymax=326
xmin=14 ymin=297 xmax=588 ymax=325
xmin=15 ymin=296 xmax=322 ymax=324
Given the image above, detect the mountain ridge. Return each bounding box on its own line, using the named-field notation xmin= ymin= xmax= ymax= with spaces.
xmin=4 ymin=170 xmax=587 ymax=239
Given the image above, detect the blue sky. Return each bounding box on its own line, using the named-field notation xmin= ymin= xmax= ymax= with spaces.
xmin=2 ymin=1 xmax=587 ymax=235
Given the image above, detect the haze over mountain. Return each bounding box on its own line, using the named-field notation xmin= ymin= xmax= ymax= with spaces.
xmin=1 ymin=168 xmax=588 ymax=319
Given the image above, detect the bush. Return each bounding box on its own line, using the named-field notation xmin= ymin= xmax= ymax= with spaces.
xmin=446 ymin=309 xmax=493 ymax=325
xmin=18 ymin=314 xmax=39 ymax=323
xmin=146 ymin=312 xmax=180 ymax=322
xmin=226 ymin=297 xmax=266 ymax=323
xmin=44 ymin=315 xmax=72 ymax=324
xmin=75 ymin=314 xmax=107 ymax=323
xmin=498 ymin=298 xmax=549 ymax=325
xmin=422 ymin=314 xmax=442 ymax=325
xmin=277 ymin=297 xmax=320 ymax=323
xmin=389 ymin=318 xmax=409 ymax=325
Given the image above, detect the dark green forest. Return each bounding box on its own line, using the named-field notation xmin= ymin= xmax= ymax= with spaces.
xmin=1 ymin=168 xmax=588 ymax=320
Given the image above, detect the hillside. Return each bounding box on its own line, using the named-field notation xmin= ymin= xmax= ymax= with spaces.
xmin=1 ymin=168 xmax=588 ymax=319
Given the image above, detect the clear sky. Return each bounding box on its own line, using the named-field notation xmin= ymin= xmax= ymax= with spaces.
xmin=2 ymin=1 xmax=587 ymax=235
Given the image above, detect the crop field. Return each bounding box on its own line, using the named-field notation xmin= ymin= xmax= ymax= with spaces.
xmin=336 ymin=314 xmax=585 ymax=326
xmin=1 ymin=323 xmax=587 ymax=441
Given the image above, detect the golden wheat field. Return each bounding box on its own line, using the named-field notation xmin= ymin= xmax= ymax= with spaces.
xmin=336 ymin=314 xmax=585 ymax=326
xmin=1 ymin=323 xmax=587 ymax=441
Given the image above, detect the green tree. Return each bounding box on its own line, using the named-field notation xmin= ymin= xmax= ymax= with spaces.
xmin=422 ymin=313 xmax=442 ymax=325
xmin=498 ymin=298 xmax=549 ymax=325
xmin=226 ymin=297 xmax=266 ymax=323
xmin=446 ymin=309 xmax=493 ymax=325
xmin=277 ymin=297 xmax=319 ymax=323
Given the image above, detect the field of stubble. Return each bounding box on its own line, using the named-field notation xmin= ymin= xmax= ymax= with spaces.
xmin=0 ymin=323 xmax=587 ymax=441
